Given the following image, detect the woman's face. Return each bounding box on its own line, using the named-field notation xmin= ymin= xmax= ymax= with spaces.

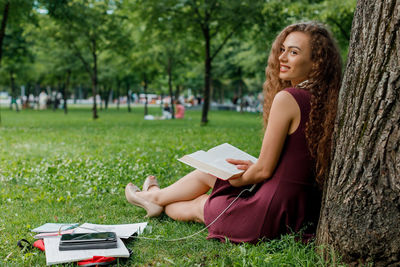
xmin=278 ymin=31 xmax=313 ymax=86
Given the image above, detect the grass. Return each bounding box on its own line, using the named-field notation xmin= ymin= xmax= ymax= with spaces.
xmin=0 ymin=106 xmax=341 ymax=266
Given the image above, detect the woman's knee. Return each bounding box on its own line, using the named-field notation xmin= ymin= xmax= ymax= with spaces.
xmin=192 ymin=170 xmax=217 ymax=188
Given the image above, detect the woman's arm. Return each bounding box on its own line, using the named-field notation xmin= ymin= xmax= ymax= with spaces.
xmin=228 ymin=90 xmax=300 ymax=187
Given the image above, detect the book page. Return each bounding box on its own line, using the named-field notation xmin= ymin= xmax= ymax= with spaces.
xmin=179 ymin=143 xmax=257 ymax=179
xmin=207 ymin=143 xmax=257 ymax=163
xmin=187 ymin=153 xmax=237 ymax=173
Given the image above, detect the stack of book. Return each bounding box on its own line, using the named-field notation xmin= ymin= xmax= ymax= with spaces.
xmin=32 ymin=222 xmax=147 ymax=265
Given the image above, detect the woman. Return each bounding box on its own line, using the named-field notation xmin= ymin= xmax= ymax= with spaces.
xmin=175 ymin=100 xmax=185 ymax=119
xmin=125 ymin=21 xmax=342 ymax=243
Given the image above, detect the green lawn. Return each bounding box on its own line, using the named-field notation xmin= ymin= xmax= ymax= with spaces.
xmin=0 ymin=107 xmax=340 ymax=266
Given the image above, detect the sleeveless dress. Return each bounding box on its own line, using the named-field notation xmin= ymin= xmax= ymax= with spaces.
xmin=203 ymin=88 xmax=321 ymax=244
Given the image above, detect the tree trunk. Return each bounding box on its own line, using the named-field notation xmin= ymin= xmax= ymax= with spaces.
xmin=201 ymin=25 xmax=211 ymax=125
xmin=102 ymin=86 xmax=109 ymax=110
xmin=63 ymin=69 xmax=70 ymax=114
xmin=174 ymin=84 xmax=180 ymax=102
xmin=116 ymin=87 xmax=120 ymax=110
xmin=237 ymin=67 xmax=244 ymax=113
xmin=238 ymin=81 xmax=244 ymax=113
xmin=116 ymin=79 xmax=121 ymax=110
xmin=167 ymin=57 xmax=175 ymax=119
xmin=126 ymin=82 xmax=131 ymax=113
xmin=316 ymin=1 xmax=400 ymax=266
xmin=54 ymin=82 xmax=60 ymax=111
xmin=9 ymin=71 xmax=19 ymax=112
xmin=0 ymin=1 xmax=10 ymax=65
xmin=91 ymin=39 xmax=98 ymax=119
xmin=143 ymin=76 xmax=148 ymax=116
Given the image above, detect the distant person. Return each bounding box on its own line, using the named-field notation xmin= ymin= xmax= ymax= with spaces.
xmin=38 ymin=91 xmax=47 ymax=110
xmin=175 ymin=100 xmax=185 ymax=119
xmin=162 ymin=103 xmax=172 ymax=119
xmin=125 ymin=22 xmax=341 ymax=244
xmin=232 ymin=95 xmax=239 ymax=105
xmin=143 ymin=103 xmax=173 ymax=120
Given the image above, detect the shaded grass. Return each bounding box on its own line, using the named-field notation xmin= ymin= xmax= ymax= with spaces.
xmin=0 ymin=107 xmax=341 ymax=266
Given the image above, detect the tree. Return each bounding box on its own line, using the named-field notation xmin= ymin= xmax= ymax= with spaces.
xmin=316 ymin=0 xmax=400 ymax=265
xmin=45 ymin=0 xmax=127 ymax=119
xmin=0 ymin=0 xmax=10 ymax=65
xmin=138 ymin=0 xmax=263 ymax=124
xmin=1 ymin=26 xmax=33 ymax=111
xmin=0 ymin=0 xmax=35 ymax=65
xmin=32 ymin=13 xmax=84 ymax=114
xmin=141 ymin=12 xmax=193 ymax=118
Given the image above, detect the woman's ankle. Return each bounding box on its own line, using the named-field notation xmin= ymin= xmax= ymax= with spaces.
xmin=138 ymin=191 xmax=161 ymax=206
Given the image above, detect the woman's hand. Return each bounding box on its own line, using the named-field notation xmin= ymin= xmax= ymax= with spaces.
xmin=226 ymin=158 xmax=254 ymax=171
xmin=225 ymin=159 xmax=254 ymax=187
xmin=226 ymin=159 xmax=254 ymax=187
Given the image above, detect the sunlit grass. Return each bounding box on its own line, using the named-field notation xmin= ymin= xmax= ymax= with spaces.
xmin=0 ymin=107 xmax=341 ymax=266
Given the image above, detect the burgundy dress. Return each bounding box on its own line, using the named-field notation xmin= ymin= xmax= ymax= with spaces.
xmin=203 ymin=88 xmax=321 ymax=244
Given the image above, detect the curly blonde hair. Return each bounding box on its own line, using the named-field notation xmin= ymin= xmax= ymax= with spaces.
xmin=263 ymin=22 xmax=342 ymax=187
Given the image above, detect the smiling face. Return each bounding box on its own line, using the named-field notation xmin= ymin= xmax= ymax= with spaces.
xmin=278 ymin=31 xmax=313 ymax=86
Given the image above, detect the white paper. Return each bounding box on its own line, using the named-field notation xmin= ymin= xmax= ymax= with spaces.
xmin=32 ymin=223 xmax=79 ymax=233
xmin=43 ymin=222 xmax=147 ymax=265
xmin=44 ymin=236 xmax=129 ymax=266
xmin=73 ymin=222 xmax=148 ymax=239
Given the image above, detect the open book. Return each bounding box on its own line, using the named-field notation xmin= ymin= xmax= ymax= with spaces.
xmin=178 ymin=143 xmax=258 ymax=180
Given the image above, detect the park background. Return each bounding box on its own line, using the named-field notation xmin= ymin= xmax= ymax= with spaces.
xmin=0 ymin=0 xmax=365 ymax=266
xmin=0 ymin=0 xmax=355 ymax=122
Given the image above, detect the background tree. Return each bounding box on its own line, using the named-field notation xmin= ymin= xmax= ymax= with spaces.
xmin=45 ymin=0 xmax=127 ymax=119
xmin=33 ymin=14 xmax=84 ymax=114
xmin=138 ymin=0 xmax=264 ymax=124
xmin=316 ymin=0 xmax=400 ymax=265
xmin=139 ymin=6 xmax=194 ymax=118
xmin=124 ymin=10 xmax=161 ymax=117
xmin=0 ymin=0 xmax=35 ymax=65
xmin=0 ymin=0 xmax=10 ymax=65
xmin=0 ymin=0 xmax=357 ymax=124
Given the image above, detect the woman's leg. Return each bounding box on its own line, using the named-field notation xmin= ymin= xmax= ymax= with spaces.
xmin=135 ymin=170 xmax=216 ymax=206
xmin=164 ymin=194 xmax=209 ymax=223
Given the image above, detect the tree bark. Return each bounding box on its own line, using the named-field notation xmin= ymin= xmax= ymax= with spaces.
xmin=316 ymin=1 xmax=400 ymax=266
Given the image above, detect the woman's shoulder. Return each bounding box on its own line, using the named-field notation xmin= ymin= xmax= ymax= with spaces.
xmin=271 ymin=90 xmax=299 ymax=114
xmin=278 ymin=88 xmax=311 ymax=117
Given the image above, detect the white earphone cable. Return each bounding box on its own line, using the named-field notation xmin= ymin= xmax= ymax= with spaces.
xmin=132 ymin=184 xmax=255 ymax=242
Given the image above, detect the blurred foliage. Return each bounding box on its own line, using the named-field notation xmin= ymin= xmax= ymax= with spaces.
xmin=0 ymin=0 xmax=356 ymax=105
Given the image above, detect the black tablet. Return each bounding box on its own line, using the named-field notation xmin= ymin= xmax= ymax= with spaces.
xmin=59 ymin=232 xmax=117 ymax=251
